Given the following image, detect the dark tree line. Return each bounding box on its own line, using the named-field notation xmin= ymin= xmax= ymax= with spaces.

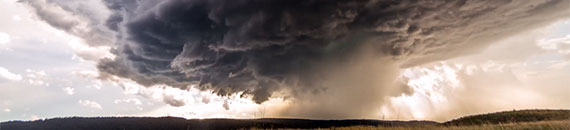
xmin=0 ymin=117 xmax=436 ymax=130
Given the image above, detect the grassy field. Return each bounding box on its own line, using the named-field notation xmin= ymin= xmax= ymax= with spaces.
xmin=246 ymin=110 xmax=570 ymax=130
xmin=2 ymin=109 xmax=568 ymax=130
xmin=247 ymin=120 xmax=570 ymax=130
xmin=444 ymin=109 xmax=570 ymax=126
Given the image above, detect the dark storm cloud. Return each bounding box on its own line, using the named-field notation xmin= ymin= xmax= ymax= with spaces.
xmin=22 ymin=0 xmax=570 ymax=113
xmin=99 ymin=0 xmax=376 ymax=103
xmin=97 ymin=0 xmax=568 ymax=104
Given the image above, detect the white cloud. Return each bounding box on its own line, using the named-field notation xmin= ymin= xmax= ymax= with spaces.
xmin=72 ymin=70 xmax=99 ymax=78
xmin=11 ymin=15 xmax=21 ymax=21
xmin=537 ymin=35 xmax=570 ymax=55
xmin=3 ymin=108 xmax=11 ymax=112
xmin=67 ymin=38 xmax=115 ymax=61
xmin=480 ymin=61 xmax=507 ymax=72
xmin=464 ymin=65 xmax=479 ymax=75
xmin=25 ymin=69 xmax=46 ymax=78
xmin=30 ymin=115 xmax=40 ymax=121
xmin=26 ymin=79 xmax=48 ymax=86
xmin=0 ymin=32 xmax=10 ymax=44
xmin=62 ymin=87 xmax=75 ymax=95
xmin=86 ymin=80 xmax=103 ymax=89
xmin=108 ymin=76 xmax=289 ymax=119
xmin=0 ymin=67 xmax=22 ymax=81
xmin=72 ymin=70 xmax=103 ymax=89
xmin=399 ymin=62 xmax=462 ymax=105
xmin=385 ymin=29 xmax=570 ymax=121
xmin=78 ymin=100 xmax=102 ymax=109
xmin=20 ymin=0 xmax=116 ymax=62
xmin=24 ymin=69 xmax=49 ymax=86
xmin=114 ymin=98 xmax=142 ymax=105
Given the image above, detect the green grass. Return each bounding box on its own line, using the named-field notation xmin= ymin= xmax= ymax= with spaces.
xmin=247 ymin=120 xmax=570 ymax=130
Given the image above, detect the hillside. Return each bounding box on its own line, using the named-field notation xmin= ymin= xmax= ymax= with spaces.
xmin=444 ymin=109 xmax=570 ymax=126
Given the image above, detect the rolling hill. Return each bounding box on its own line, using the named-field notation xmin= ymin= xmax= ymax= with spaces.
xmin=443 ymin=109 xmax=570 ymax=126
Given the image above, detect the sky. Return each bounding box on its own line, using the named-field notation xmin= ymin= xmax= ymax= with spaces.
xmin=0 ymin=0 xmax=569 ymax=122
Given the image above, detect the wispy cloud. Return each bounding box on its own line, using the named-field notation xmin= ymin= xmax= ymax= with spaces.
xmin=538 ymin=34 xmax=570 ymax=54
xmin=0 ymin=67 xmax=22 ymax=81
xmin=0 ymin=32 xmax=10 ymax=44
xmin=78 ymin=100 xmax=102 ymax=109
xmin=62 ymin=87 xmax=75 ymax=95
xmin=114 ymin=98 xmax=142 ymax=105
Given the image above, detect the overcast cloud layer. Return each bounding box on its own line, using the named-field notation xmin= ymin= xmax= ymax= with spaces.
xmin=21 ymin=0 xmax=570 ymax=119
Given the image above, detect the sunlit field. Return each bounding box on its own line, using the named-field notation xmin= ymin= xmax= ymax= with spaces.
xmin=248 ymin=120 xmax=570 ymax=130
xmin=245 ymin=110 xmax=570 ymax=130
